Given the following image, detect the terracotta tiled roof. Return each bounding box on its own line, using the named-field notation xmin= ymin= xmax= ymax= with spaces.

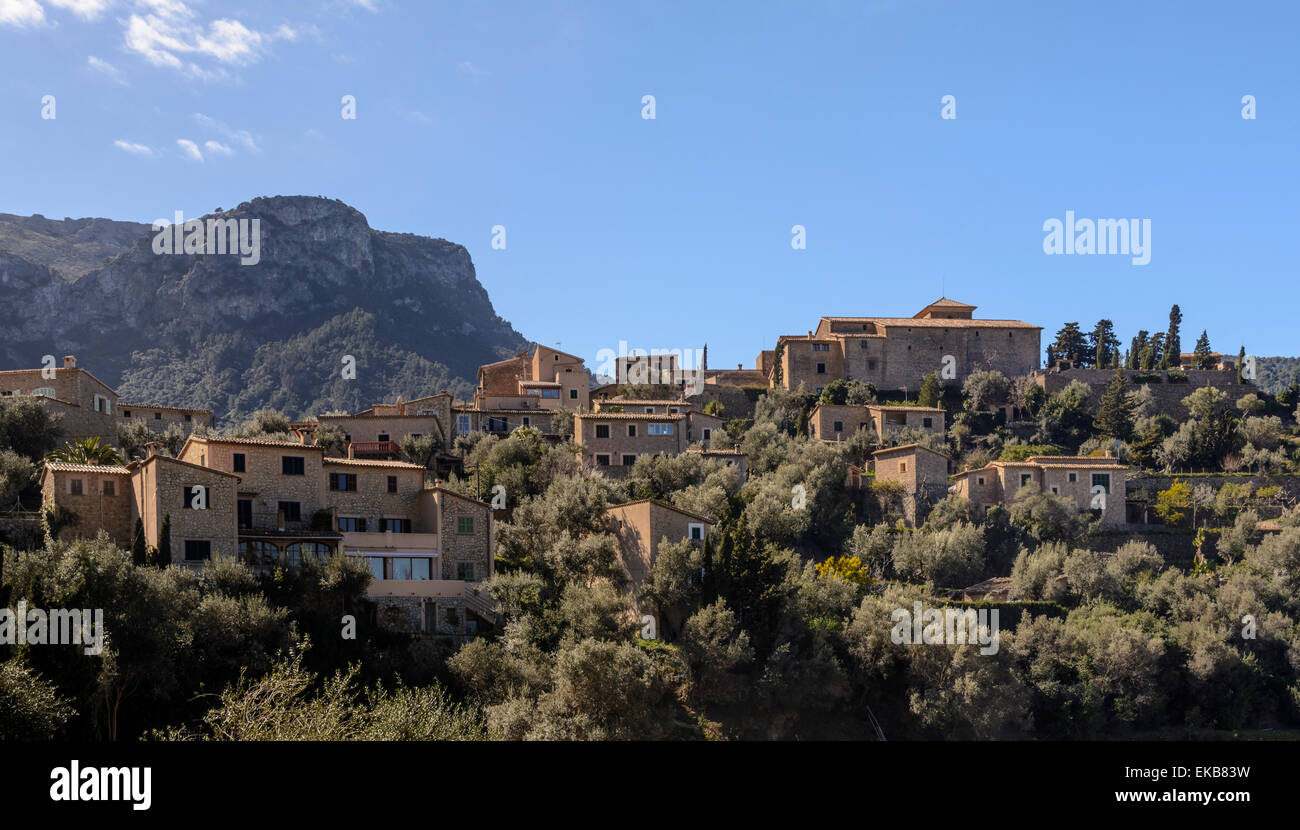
xmin=576 ymin=412 xmax=684 ymax=421
xmin=323 ymin=457 xmax=425 ymax=469
xmin=43 ymin=462 xmax=131 ymax=474
xmin=872 ymin=443 xmax=949 ymax=458
xmin=185 ymin=435 xmax=324 ymax=449
xmin=868 ymin=404 xmax=946 ymax=413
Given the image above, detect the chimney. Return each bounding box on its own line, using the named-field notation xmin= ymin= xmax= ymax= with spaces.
xmin=294 ymin=428 xmax=308 ymax=445
xmin=737 ymin=363 xmax=742 ymax=370
xmin=807 ymin=330 xmax=812 ymax=338
xmin=63 ymin=355 xmax=76 ymax=369
xmin=145 ymin=442 xmax=162 ymax=458
xmin=347 ymin=442 xmax=355 ymax=459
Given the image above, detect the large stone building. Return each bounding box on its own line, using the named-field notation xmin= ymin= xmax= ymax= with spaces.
xmin=771 ymin=298 xmax=1041 ymax=395
xmin=808 ymin=403 xmax=946 ymax=444
xmin=950 ymin=454 xmax=1129 ymax=528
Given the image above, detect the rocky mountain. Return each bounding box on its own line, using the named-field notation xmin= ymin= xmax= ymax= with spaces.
xmin=0 ymin=196 xmax=530 ymax=423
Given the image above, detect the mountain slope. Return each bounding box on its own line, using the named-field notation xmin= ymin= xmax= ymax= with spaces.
xmin=0 ymin=196 xmax=529 ymax=423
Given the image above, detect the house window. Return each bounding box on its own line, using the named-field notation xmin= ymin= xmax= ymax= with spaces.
xmin=184 ymin=414 xmax=192 ymax=422
xmin=833 ymin=421 xmax=843 ymax=432
xmin=122 ymin=410 xmax=131 ymax=418
xmin=812 ymin=344 xmax=829 ymax=351
xmin=338 ymin=516 xmax=367 ymax=533
xmin=522 ymin=417 xmax=531 ymax=427
xmin=596 ymin=454 xmax=610 ymax=466
xmin=363 ymin=556 xmax=385 ymax=580
xmin=70 ymin=479 xmax=83 ymax=495
xmin=627 ymin=424 xmax=637 ymax=437
xmin=237 ymin=499 xmax=253 ymax=528
xmin=232 ymin=453 xmax=246 ymax=473
xmin=278 ymin=501 xmax=302 ymax=522
xmin=282 ymin=456 xmax=305 ymax=475
xmin=569 ymin=389 xmax=578 ymax=399
xmin=1068 ymin=472 xmax=1077 ymax=483
xmin=1020 ymin=474 xmax=1032 ymax=488
xmin=154 ymin=412 xmax=161 ymax=420
xmin=702 ymin=428 xmax=712 ymax=441
xmin=423 ymin=603 xmax=439 ymax=634
xmin=377 ymin=433 xmax=390 ymax=443
xmin=868 ymin=360 xmax=877 ymax=371
xmin=816 ymin=363 xmax=826 ymax=374
xmin=457 ymin=516 xmax=475 ymax=535
xmin=184 ymin=540 xmax=212 ymax=561
xmin=647 ymin=423 xmax=674 ymax=436
xmin=688 ymin=523 xmax=705 ymax=541
xmin=899 ymin=461 xmax=907 ymax=473
xmin=487 ymin=417 xmax=508 ymax=432
xmin=1051 ymin=486 xmax=1059 ymax=495
xmin=923 ymin=417 xmax=933 ymax=428
xmin=1091 ymin=473 xmax=1111 ymax=494
xmin=977 ymin=476 xmax=985 ymax=486
xmin=541 ymin=389 xmax=560 ymax=398
xmin=391 ymin=557 xmax=431 ymax=580
xmin=446 ymin=606 xmax=462 ymax=626
xmin=387 ymin=475 xmax=398 ymax=493
xmin=644 ymin=407 xmax=655 ymax=414
xmin=183 ymin=485 xmax=209 ymax=509
xmin=457 ymin=562 xmax=475 ymax=581
xmin=622 ymin=454 xmax=636 ymax=466
xmin=457 ymin=414 xmax=470 ymax=434
xmin=595 ymin=424 xmax=610 ymax=438
xmin=384 ymin=518 xmax=412 ymax=533
xmin=102 ymin=480 xmax=115 ymax=496
xmin=860 ymin=341 xmax=869 ymax=350
xmin=329 ymin=472 xmax=358 ymax=491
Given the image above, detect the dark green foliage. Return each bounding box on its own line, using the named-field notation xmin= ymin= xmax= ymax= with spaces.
xmin=157 ymin=514 xmax=172 ymax=567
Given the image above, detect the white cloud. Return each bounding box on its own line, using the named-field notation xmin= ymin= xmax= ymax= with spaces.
xmin=176 ymin=138 xmax=203 ymax=161
xmin=456 ymin=60 xmax=485 ymax=76
xmin=123 ymin=0 xmax=292 ymax=77
xmin=349 ymin=0 xmax=379 ymax=12
xmin=49 ymin=0 xmax=111 ymax=20
xmin=203 ymin=140 xmax=232 ymax=156
xmin=113 ymin=139 xmax=153 ymax=155
xmin=0 ymin=0 xmax=46 ymax=28
xmin=88 ymin=55 xmax=127 ymax=82
xmin=192 ymin=112 xmax=260 ymax=152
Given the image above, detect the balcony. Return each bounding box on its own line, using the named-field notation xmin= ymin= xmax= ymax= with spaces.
xmin=340 ymin=529 xmax=440 ymax=555
xmin=347 ymin=440 xmax=401 ymax=459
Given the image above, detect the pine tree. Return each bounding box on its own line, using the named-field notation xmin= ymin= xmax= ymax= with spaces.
xmin=1192 ymin=330 xmax=1214 ymax=369
xmin=918 ymin=372 xmax=942 ymax=408
xmin=158 ymin=514 xmax=172 ymax=567
xmin=131 ymin=518 xmax=147 ymax=566
xmin=1160 ymin=304 xmax=1183 ymax=369
xmin=1049 ymin=323 xmax=1089 ymax=366
xmin=1095 ymin=367 xmax=1134 ymax=440
xmin=1127 ymin=331 xmax=1149 ymax=369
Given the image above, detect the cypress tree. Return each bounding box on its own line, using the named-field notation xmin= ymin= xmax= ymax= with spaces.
xmin=131 ymin=517 xmax=147 ymax=566
xmin=1160 ymin=304 xmax=1183 ymax=369
xmin=158 ymin=514 xmax=172 ymax=567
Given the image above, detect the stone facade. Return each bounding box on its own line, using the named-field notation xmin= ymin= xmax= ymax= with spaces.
xmin=179 ymin=436 xmax=328 ymax=532
xmin=809 ymin=404 xmax=874 ymax=443
xmin=866 ymin=405 xmax=946 ymax=442
xmin=40 ymin=463 xmax=133 ymax=546
xmin=574 ymin=412 xmax=687 ymax=468
xmin=432 ymin=487 xmax=493 ymax=583
xmin=131 ymin=454 xmax=240 ymax=561
xmin=117 ymin=403 xmax=212 ymax=433
xmin=2 ymin=356 xmax=120 ymax=444
xmin=1033 ymin=366 xmax=1255 ymax=421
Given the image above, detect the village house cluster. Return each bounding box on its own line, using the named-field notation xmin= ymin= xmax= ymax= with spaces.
xmin=21 ymin=296 xmax=1244 ymax=632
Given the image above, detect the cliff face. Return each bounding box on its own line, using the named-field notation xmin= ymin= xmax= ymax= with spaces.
xmin=0 ymin=196 xmax=530 ymax=423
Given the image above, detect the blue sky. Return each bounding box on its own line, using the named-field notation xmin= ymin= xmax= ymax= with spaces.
xmin=1 ymin=0 xmax=1296 ymax=371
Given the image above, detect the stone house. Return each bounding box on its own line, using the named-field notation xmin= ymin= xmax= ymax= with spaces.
xmin=606 ymin=499 xmax=713 ymax=639
xmin=870 ymin=443 xmax=951 ymax=526
xmin=866 ymin=404 xmax=946 ymax=442
xmin=573 ymin=412 xmax=687 ymax=471
xmin=950 ymin=454 xmax=1129 ymax=528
